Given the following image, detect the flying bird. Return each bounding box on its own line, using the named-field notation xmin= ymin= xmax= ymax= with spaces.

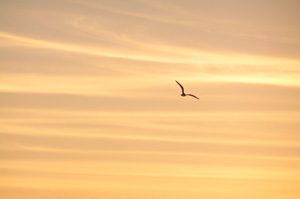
xmin=175 ymin=80 xmax=199 ymax=100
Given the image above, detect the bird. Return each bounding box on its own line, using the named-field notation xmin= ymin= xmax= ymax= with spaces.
xmin=175 ymin=80 xmax=199 ymax=100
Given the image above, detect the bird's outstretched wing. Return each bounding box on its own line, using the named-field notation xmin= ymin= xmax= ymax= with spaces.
xmin=186 ymin=94 xmax=199 ymax=100
xmin=175 ymin=80 xmax=185 ymax=94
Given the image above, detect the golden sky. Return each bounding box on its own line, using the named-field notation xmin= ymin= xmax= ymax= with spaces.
xmin=1 ymin=0 xmax=300 ymax=198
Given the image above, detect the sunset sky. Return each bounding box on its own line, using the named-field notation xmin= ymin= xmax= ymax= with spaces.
xmin=1 ymin=0 xmax=300 ymax=198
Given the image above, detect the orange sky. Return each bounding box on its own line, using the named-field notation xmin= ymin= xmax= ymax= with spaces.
xmin=1 ymin=0 xmax=300 ymax=198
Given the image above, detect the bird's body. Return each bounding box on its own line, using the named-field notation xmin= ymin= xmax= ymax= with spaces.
xmin=175 ymin=80 xmax=199 ymax=100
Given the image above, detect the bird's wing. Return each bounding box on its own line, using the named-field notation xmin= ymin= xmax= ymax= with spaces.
xmin=175 ymin=80 xmax=185 ymax=94
xmin=186 ymin=94 xmax=199 ymax=100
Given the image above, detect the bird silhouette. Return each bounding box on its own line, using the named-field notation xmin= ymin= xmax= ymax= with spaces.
xmin=175 ymin=80 xmax=199 ymax=100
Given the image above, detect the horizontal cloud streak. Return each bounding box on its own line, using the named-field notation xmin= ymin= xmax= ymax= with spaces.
xmin=1 ymin=133 xmax=300 ymax=160
xmin=2 ymin=31 xmax=299 ymax=66
xmin=1 ymin=32 xmax=300 ymax=87
xmin=1 ymin=81 xmax=300 ymax=111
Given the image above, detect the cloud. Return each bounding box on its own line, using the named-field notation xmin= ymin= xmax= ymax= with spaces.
xmin=1 ymin=30 xmax=300 ymax=87
xmin=1 ymin=1 xmax=300 ymax=198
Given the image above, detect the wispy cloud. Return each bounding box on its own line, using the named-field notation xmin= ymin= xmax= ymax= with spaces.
xmin=1 ymin=30 xmax=300 ymax=88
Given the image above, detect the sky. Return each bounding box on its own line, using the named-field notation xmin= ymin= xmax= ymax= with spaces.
xmin=1 ymin=0 xmax=300 ymax=198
